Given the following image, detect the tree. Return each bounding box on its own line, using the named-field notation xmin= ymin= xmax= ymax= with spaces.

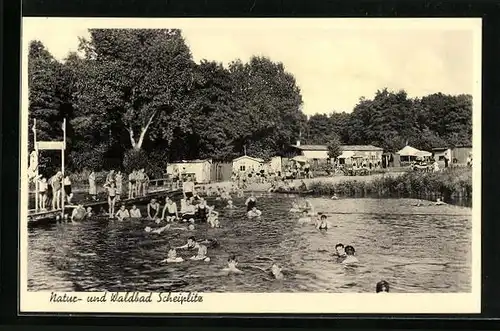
xmin=73 ymin=29 xmax=196 ymax=152
xmin=327 ymin=134 xmax=342 ymax=160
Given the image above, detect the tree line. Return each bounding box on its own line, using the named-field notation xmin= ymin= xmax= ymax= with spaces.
xmin=28 ymin=29 xmax=472 ymax=176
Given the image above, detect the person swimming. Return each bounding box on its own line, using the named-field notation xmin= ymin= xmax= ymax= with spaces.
xmin=245 ymin=193 xmax=257 ymax=212
xmin=115 ymin=205 xmax=130 ymax=221
xmin=70 ymin=205 xmax=86 ymax=223
xmin=342 ymin=245 xmax=359 ymax=264
xmin=86 ymin=207 xmax=93 ymax=218
xmin=316 ymin=214 xmax=329 ymax=230
xmin=207 ymin=206 xmax=220 ymax=228
xmin=297 ymin=210 xmax=311 ymax=224
xmin=130 ymin=205 xmax=142 ymax=218
xmin=189 ymin=244 xmax=210 ymax=262
xmin=289 ymin=201 xmax=301 ymax=213
xmin=247 ymin=206 xmax=262 ymax=218
xmin=176 ymin=236 xmax=200 ymax=250
xmin=334 ymin=243 xmax=347 ymax=262
xmin=222 ymin=255 xmax=243 ymax=274
xmin=376 ymin=280 xmax=390 ymax=293
xmin=145 ymin=224 xmax=170 ymax=234
xmin=225 ymin=199 xmax=235 ymax=209
xmin=162 ymin=248 xmax=184 ymax=263
xmin=271 ymin=263 xmax=284 ymax=280
xmin=199 ymin=238 xmax=219 ymax=249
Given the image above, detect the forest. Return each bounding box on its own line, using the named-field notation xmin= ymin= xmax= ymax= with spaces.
xmin=28 ymin=29 xmax=472 ymax=176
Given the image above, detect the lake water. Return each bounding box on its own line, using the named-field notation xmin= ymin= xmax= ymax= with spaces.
xmin=27 ymin=195 xmax=472 ymax=293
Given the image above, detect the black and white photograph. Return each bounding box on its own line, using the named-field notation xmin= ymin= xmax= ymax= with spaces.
xmin=20 ymin=18 xmax=481 ymax=314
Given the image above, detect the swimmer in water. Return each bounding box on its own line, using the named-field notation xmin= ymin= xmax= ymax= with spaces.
xmin=115 ymin=205 xmax=130 ymax=221
xmin=434 ymin=197 xmax=447 ymax=205
xmin=207 ymin=206 xmax=220 ymax=228
xmin=70 ymin=204 xmax=86 ymax=223
xmin=334 ymin=243 xmax=347 ymax=263
xmin=130 ymin=205 xmax=142 ymax=218
xmin=331 ymin=193 xmax=339 ymax=200
xmin=176 ymin=236 xmax=200 ymax=250
xmin=225 ymin=199 xmax=235 ymax=209
xmin=342 ymin=245 xmax=359 ymax=265
xmin=222 ymin=255 xmax=243 ymax=274
xmin=316 ymin=214 xmax=329 ymax=230
xmin=86 ymin=207 xmax=93 ymax=218
xmin=247 ymin=206 xmax=262 ymax=218
xmin=297 ymin=210 xmax=311 ymax=224
xmin=162 ymin=248 xmax=184 ymax=263
xmin=271 ymin=263 xmax=284 ymax=280
xmin=190 ymin=244 xmax=210 ymax=262
xmin=145 ymin=224 xmax=170 ymax=234
xmin=245 ymin=193 xmax=257 ymax=212
xmin=289 ymin=201 xmax=301 ymax=213
xmin=376 ymin=280 xmax=390 ymax=293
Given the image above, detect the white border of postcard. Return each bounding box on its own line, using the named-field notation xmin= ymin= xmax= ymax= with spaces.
xmin=20 ymin=17 xmax=482 ymax=314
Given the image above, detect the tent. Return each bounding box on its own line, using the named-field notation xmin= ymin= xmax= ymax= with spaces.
xmin=396 ymin=145 xmax=422 ymax=157
xmin=416 ymin=150 xmax=432 ymax=157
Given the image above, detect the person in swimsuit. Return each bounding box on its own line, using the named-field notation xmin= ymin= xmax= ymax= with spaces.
xmin=147 ymin=198 xmax=160 ymax=221
xmin=298 ymin=210 xmax=311 ymax=224
xmin=88 ymin=170 xmax=97 ymax=201
xmin=190 ymin=244 xmax=210 ymax=262
xmin=181 ymin=199 xmax=196 ymax=223
xmin=334 ymin=243 xmax=347 ymax=262
xmin=38 ymin=176 xmax=48 ymax=210
xmin=49 ymin=171 xmax=63 ymax=210
xmin=195 ymin=199 xmax=209 ymax=223
xmin=183 ymin=176 xmax=195 ymax=199
xmin=161 ymin=197 xmax=178 ymax=222
xmin=128 ymin=170 xmax=136 ymax=199
xmin=376 ymin=280 xmax=390 ymax=293
xmin=162 ymin=248 xmax=184 ymax=263
xmin=115 ymin=205 xmax=130 ymax=221
xmin=105 ymin=170 xmax=115 ymax=186
xmin=247 ymin=206 xmax=262 ymax=218
xmin=176 ymin=236 xmax=200 ymax=250
xmin=135 ymin=170 xmax=144 ymax=197
xmin=207 ymin=206 xmax=220 ymax=228
xmin=63 ymin=175 xmax=73 ymax=204
xmin=86 ymin=207 xmax=93 ymax=217
xmin=225 ymin=199 xmax=235 ymax=209
xmin=104 ymin=181 xmax=117 ymax=218
xmin=130 ymin=205 xmax=142 ymax=218
xmin=222 ymin=255 xmax=243 ymax=274
xmin=245 ymin=193 xmax=257 ymax=212
xmin=271 ymin=263 xmax=284 ymax=280
xmin=342 ymin=245 xmax=359 ymax=265
xmin=115 ymin=171 xmax=123 ymax=201
xmin=142 ymin=169 xmax=150 ymax=196
xmin=316 ymin=214 xmax=329 ymax=230
xmin=71 ymin=204 xmax=87 ymax=223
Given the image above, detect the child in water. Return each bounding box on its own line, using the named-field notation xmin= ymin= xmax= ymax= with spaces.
xmin=162 ymin=248 xmax=184 ymax=263
xmin=130 ymin=205 xmax=142 ymax=218
xmin=225 ymin=199 xmax=235 ymax=209
xmin=271 ymin=263 xmax=284 ymax=280
xmin=342 ymin=245 xmax=359 ymax=265
xmin=115 ymin=205 xmax=130 ymax=221
xmin=297 ymin=210 xmax=311 ymax=224
xmin=376 ymin=280 xmax=390 ymax=293
xmin=190 ymin=244 xmax=210 ymax=262
xmin=316 ymin=214 xmax=329 ymax=230
xmin=223 ymin=255 xmax=243 ymax=274
xmin=70 ymin=204 xmax=86 ymax=223
xmin=247 ymin=206 xmax=262 ymax=218
xmin=334 ymin=243 xmax=347 ymax=263
xmin=207 ymin=206 xmax=220 ymax=228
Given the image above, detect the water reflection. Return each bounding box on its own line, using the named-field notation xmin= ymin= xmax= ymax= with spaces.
xmin=28 ymin=196 xmax=471 ymax=293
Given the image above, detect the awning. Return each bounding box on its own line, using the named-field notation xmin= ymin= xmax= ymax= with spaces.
xmin=292 ymin=155 xmax=309 ymax=163
xmin=416 ymin=150 xmax=432 ymax=157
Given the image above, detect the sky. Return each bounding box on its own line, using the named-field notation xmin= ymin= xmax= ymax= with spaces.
xmin=22 ymin=18 xmax=480 ymax=116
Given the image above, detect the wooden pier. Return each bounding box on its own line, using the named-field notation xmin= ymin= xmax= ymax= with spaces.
xmin=27 ymin=188 xmax=183 ymax=224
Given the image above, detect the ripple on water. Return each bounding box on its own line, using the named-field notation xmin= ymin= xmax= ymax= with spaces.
xmin=28 ymin=196 xmax=472 ymax=293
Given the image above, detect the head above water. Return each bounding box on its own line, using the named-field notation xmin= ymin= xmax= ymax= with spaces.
xmin=228 ymin=255 xmax=237 ymax=264
xmin=344 ymin=245 xmax=355 ymax=256
xmin=188 ymin=224 xmax=195 ymax=230
xmin=188 ymin=236 xmax=196 ymax=244
xmin=376 ymin=280 xmax=390 ymax=293
xmin=320 ymin=215 xmax=327 ymax=220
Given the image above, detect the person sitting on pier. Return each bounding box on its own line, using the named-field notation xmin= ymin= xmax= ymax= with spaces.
xmin=49 ymin=171 xmax=63 ymax=211
xmin=161 ymin=197 xmax=178 ymax=222
xmin=115 ymin=171 xmax=123 ymax=201
xmin=71 ymin=204 xmax=87 ymax=223
xmin=147 ymin=198 xmax=160 ymax=221
xmin=162 ymin=248 xmax=184 ymax=263
xmin=88 ymin=170 xmax=97 ymax=201
xmin=245 ymin=193 xmax=258 ymax=212
xmin=298 ymin=210 xmax=312 ymax=224
xmin=130 ymin=205 xmax=142 ymax=218
xmin=181 ymin=199 xmax=196 ymax=223
xmin=342 ymin=245 xmax=359 ymax=265
xmin=115 ymin=205 xmax=130 ymax=221
xmin=316 ymin=214 xmax=329 ymax=231
xmin=195 ymin=198 xmax=209 ymax=223
xmin=247 ymin=206 xmax=262 ymax=218
xmin=207 ymin=206 xmax=220 ymax=228
xmin=63 ymin=175 xmax=73 ymax=204
xmin=103 ymin=181 xmax=117 ymax=218
xmin=376 ymin=280 xmax=390 ymax=293
xmin=38 ymin=176 xmax=48 ymax=210
xmin=222 ymin=255 xmax=243 ymax=274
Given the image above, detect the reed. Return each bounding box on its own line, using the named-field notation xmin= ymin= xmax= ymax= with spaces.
xmin=309 ymin=167 xmax=472 ymax=201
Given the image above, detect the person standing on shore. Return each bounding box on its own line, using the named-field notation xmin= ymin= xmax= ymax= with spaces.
xmin=115 ymin=171 xmax=123 ymax=201
xmin=88 ymin=170 xmax=97 ymax=201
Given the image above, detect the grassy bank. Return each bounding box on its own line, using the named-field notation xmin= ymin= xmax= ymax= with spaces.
xmin=309 ymin=167 xmax=472 ymax=201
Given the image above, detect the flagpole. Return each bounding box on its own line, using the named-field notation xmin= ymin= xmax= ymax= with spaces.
xmin=61 ymin=119 xmax=66 ymax=220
